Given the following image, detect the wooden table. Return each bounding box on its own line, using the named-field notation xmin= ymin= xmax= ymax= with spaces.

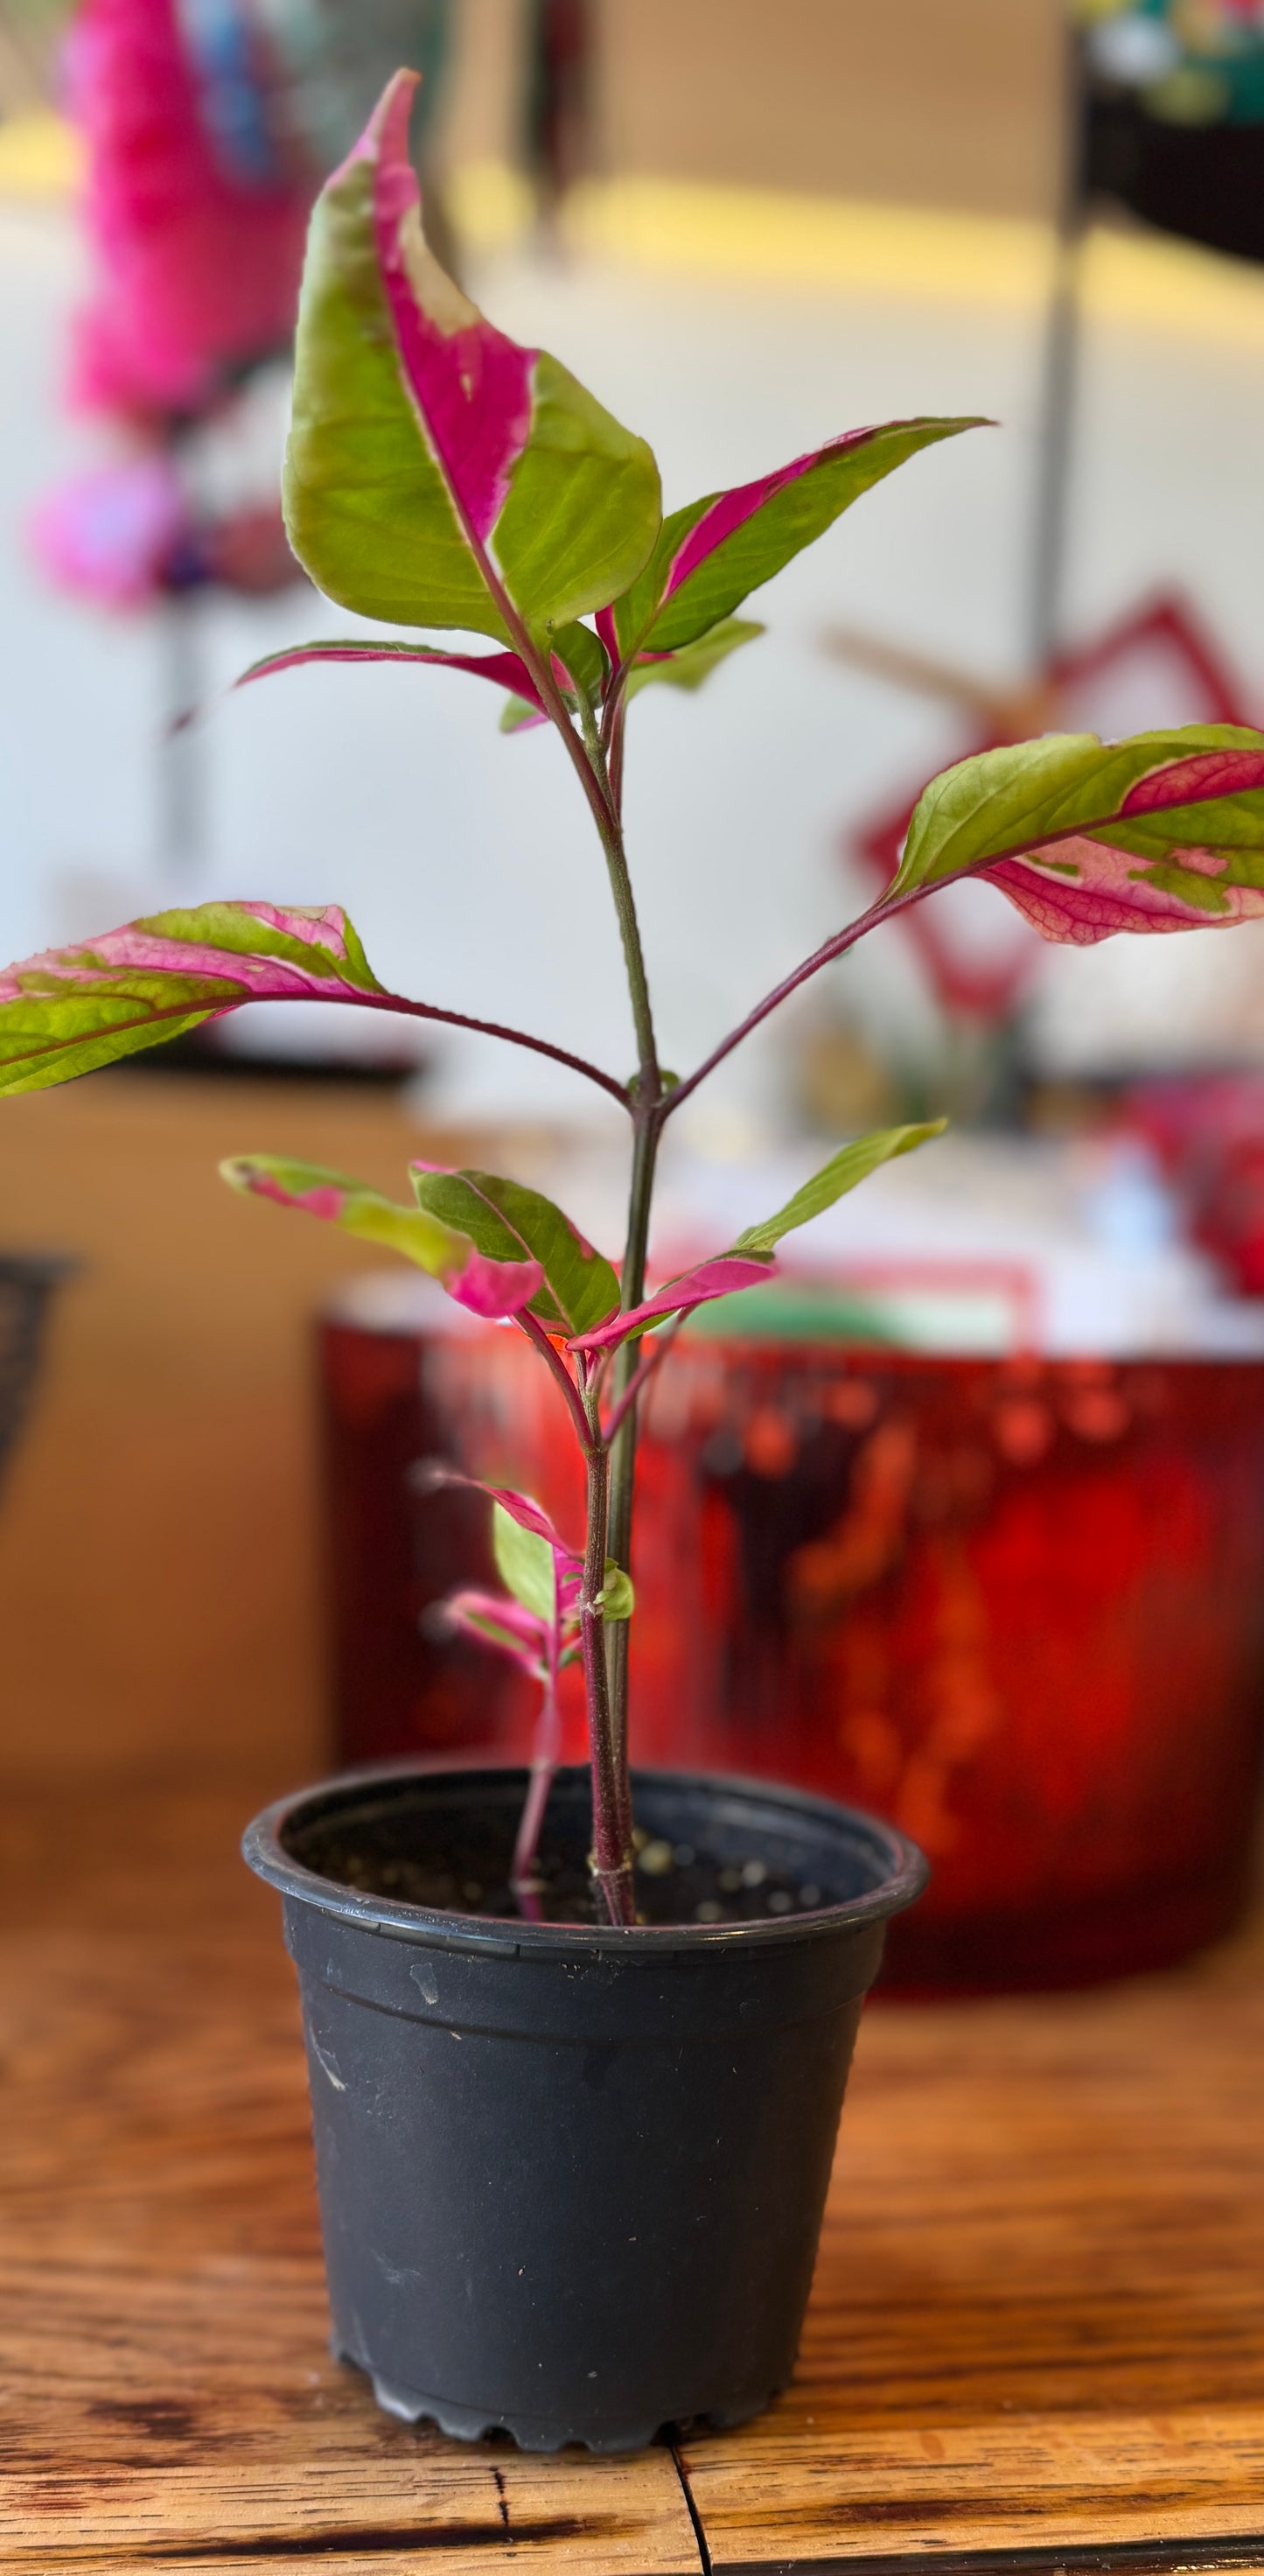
xmin=4 ymin=1777 xmax=1264 ymax=2575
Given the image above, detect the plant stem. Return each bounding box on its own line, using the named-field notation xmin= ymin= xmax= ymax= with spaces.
xmin=518 ymin=1307 xmax=594 ymax=1452
xmin=602 ymin=1102 xmax=663 ymax=1805
xmin=574 ymin=691 xmax=659 ymax=1097
xmin=524 ymin=649 xmax=666 ymax=1917
xmin=579 ymin=1415 xmax=633 ymax=1926
xmin=511 ymin=1617 xmax=562 ymax=1922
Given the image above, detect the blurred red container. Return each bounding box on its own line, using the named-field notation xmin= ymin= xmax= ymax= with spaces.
xmin=319 ymin=1279 xmax=1264 ymax=1992
xmin=1127 ymin=1075 xmax=1264 ymax=1298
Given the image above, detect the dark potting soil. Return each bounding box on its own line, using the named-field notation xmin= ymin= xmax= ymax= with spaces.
xmin=290 ymin=1797 xmax=840 ymax=1929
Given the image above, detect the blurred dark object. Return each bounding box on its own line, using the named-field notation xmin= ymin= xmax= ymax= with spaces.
xmin=1081 ymin=0 xmax=1264 ymax=267
xmin=0 ymin=1256 xmax=72 ymax=1501
xmin=116 ymin=1025 xmax=425 ymax=1083
xmin=524 ymin=0 xmax=595 ymax=230
xmin=1127 ymin=1074 xmax=1264 ymax=1296
xmin=320 ymin=1284 xmax=1264 ymax=1993
xmin=1031 ymin=4 xmax=1264 ymax=668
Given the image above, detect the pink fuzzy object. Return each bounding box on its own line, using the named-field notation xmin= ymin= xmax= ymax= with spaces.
xmin=66 ymin=0 xmax=312 ymax=419
xmin=30 ymin=453 xmax=188 ymax=606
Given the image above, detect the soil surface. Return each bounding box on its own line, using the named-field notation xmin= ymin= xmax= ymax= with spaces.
xmin=290 ymin=1802 xmax=842 ymax=1929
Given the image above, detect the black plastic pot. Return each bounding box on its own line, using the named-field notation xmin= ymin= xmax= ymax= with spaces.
xmin=243 ymin=1762 xmax=926 ymax=2453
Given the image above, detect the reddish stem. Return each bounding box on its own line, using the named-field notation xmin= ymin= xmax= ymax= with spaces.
xmin=516 ymin=1308 xmax=594 ymax=1452
xmin=579 ymin=1431 xmax=632 ymax=1925
xmin=601 ymin=1310 xmax=688 ymax=1446
xmin=511 ymin=1616 xmax=562 ymax=1921
xmin=661 ymin=890 xmax=918 ymax=1116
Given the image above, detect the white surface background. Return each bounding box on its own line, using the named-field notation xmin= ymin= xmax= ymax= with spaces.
xmin=6 ymin=200 xmax=1264 ymax=1128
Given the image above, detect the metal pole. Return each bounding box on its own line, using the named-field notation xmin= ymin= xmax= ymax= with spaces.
xmin=158 ymin=589 xmax=204 ymax=880
xmin=1027 ymin=16 xmax=1089 ymax=676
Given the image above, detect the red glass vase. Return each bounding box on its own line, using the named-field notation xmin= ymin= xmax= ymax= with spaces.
xmin=318 ymin=1284 xmax=1264 ymax=1991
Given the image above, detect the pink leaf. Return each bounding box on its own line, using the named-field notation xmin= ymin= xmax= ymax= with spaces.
xmin=447 ymin=1250 xmax=546 ymax=1319
xmin=982 ymin=844 xmax=1264 ymax=946
xmin=368 ymin=74 xmax=535 ymax=550
xmin=443 ymin=1588 xmax=548 ymax=1673
xmin=1119 ymin=748 xmax=1264 ymax=814
xmin=234 ymin=639 xmax=546 ymax=711
xmin=414 ymin=1463 xmax=583 ymax=1577
xmin=0 ymin=900 xmax=384 ymax=1012
xmin=569 ymin=1252 xmax=776 ymax=1354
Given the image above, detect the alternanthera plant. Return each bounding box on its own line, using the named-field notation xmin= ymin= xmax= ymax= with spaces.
xmin=8 ymin=71 xmax=1264 ymax=1922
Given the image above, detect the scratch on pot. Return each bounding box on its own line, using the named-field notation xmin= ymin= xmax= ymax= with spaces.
xmin=311 ymin=2034 xmax=346 ymax=2090
xmin=374 ymin=2251 xmax=423 ymax=2288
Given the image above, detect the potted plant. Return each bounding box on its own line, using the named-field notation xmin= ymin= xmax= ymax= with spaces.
xmin=7 ymin=68 xmax=1264 ymax=2452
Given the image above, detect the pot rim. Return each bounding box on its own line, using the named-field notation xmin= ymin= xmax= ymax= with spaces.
xmin=242 ymin=1759 xmax=928 ymax=1964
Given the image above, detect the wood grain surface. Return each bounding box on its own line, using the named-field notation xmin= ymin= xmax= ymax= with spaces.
xmin=2 ymin=1775 xmax=1262 ymax=2574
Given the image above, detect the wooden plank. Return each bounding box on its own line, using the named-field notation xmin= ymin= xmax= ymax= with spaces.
xmin=0 ymin=1783 xmax=701 ymax=2575
xmin=681 ymin=1915 xmax=1264 ymax=2572
xmin=5 ymin=1774 xmax=1264 ymax=2572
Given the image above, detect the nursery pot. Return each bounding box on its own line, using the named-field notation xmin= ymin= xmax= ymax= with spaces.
xmin=243 ymin=1760 xmax=926 ymax=2454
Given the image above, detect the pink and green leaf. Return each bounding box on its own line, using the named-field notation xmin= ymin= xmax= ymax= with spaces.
xmin=220 ymin=1156 xmax=543 ymax=1320
xmin=891 ymin=725 xmax=1264 ymax=943
xmin=606 ymin=417 xmax=983 ymax=666
xmin=410 ymin=1163 xmax=619 ymax=1338
xmin=0 ymin=901 xmax=630 ymax=1106
xmin=284 ymin=71 xmax=662 ymax=646
xmin=492 ymin=1501 xmax=564 ymax=1623
xmin=569 ymin=1251 xmax=777 ymax=1353
xmin=234 ymin=638 xmax=547 ymax=713
xmin=0 ymin=903 xmax=395 ymax=1096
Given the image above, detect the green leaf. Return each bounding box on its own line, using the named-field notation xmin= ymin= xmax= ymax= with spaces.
xmin=492 ymin=1502 xmax=556 ymax=1620
xmin=733 ymin=1123 xmax=946 ymax=1255
xmin=624 ymin=619 xmax=764 ymax=704
xmin=597 ymin=1561 xmax=635 ymax=1621
xmin=550 ymin=619 xmax=610 ymax=707
xmin=410 ymin=1163 xmax=619 ymax=1338
xmin=499 ymin=695 xmax=542 ymax=733
xmin=494 ymin=352 xmax=664 ymax=640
